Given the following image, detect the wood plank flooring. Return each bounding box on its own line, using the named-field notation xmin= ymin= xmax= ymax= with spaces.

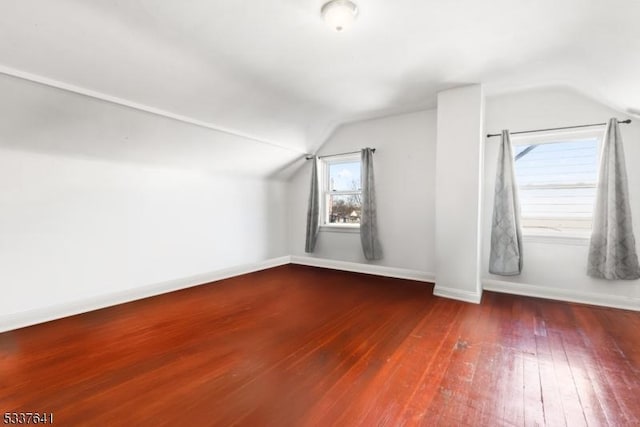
xmin=1 ymin=265 xmax=639 ymax=426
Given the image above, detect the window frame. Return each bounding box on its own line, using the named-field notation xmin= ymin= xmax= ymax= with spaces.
xmin=511 ymin=128 xmax=604 ymax=241
xmin=319 ymin=153 xmax=362 ymax=231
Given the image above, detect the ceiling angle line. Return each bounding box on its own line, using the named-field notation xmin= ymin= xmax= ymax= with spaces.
xmin=0 ymin=65 xmax=305 ymax=155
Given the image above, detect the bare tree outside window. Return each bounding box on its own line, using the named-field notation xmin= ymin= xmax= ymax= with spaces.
xmin=324 ymin=158 xmax=362 ymax=225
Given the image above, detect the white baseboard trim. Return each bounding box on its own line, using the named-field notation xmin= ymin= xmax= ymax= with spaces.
xmin=482 ymin=279 xmax=640 ymax=312
xmin=0 ymin=256 xmax=292 ymax=333
xmin=433 ymin=285 xmax=483 ymax=304
xmin=290 ymin=255 xmax=435 ymax=283
xmin=9 ymin=255 xmax=635 ymax=333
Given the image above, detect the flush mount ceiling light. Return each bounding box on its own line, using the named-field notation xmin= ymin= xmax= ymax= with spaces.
xmin=321 ymin=0 xmax=358 ymax=32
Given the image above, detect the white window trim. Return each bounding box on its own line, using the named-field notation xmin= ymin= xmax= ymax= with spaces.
xmin=319 ymin=224 xmax=360 ymax=233
xmin=511 ymin=127 xmax=605 ymax=145
xmin=512 ymin=127 xmax=603 ymax=243
xmin=319 ymin=153 xmax=362 ymax=231
xmin=522 ymin=232 xmax=590 ymax=246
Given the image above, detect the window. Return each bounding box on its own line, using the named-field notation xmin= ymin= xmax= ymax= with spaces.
xmin=321 ymin=154 xmax=362 ymax=227
xmin=513 ymin=130 xmax=603 ymax=238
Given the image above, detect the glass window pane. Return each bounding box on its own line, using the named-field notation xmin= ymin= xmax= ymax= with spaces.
xmin=519 ymin=187 xmax=596 ymax=219
xmin=328 ymin=194 xmax=361 ymax=224
xmin=514 ymin=139 xmax=598 ymax=186
xmin=513 ymin=137 xmax=599 ymax=235
xmin=329 ymin=161 xmax=361 ymax=192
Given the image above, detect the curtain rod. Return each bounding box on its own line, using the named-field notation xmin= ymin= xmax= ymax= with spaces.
xmin=486 ymin=119 xmax=631 ymax=138
xmin=305 ymin=148 xmax=375 ymax=160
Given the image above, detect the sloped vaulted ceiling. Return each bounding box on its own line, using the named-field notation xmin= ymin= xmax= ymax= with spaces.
xmin=1 ymin=0 xmax=639 ymax=164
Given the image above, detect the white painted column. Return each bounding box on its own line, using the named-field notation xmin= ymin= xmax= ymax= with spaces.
xmin=434 ymin=85 xmax=484 ymax=303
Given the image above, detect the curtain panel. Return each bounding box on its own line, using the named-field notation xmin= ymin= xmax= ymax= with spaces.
xmin=489 ymin=130 xmax=523 ymax=275
xmin=588 ymin=118 xmax=640 ymax=280
xmin=360 ymin=148 xmax=383 ymax=260
xmin=305 ymin=156 xmax=320 ymax=253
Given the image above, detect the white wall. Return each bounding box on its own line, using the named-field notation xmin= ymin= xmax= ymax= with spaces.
xmin=482 ymin=87 xmax=640 ymax=308
xmin=0 ymin=74 xmax=289 ymax=325
xmin=433 ymin=85 xmax=484 ymax=303
xmin=289 ymin=110 xmax=437 ymax=274
xmin=0 ymin=74 xmax=303 ymax=178
xmin=5 ymin=71 xmax=638 ymax=330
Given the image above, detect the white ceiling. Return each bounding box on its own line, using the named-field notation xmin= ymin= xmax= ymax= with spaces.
xmin=1 ymin=0 xmax=639 ymax=155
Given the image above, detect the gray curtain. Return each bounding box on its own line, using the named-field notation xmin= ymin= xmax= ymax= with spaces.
xmin=587 ymin=118 xmax=640 ymax=279
xmin=360 ymin=148 xmax=383 ymax=260
xmin=489 ymin=130 xmax=523 ymax=275
xmin=305 ymin=156 xmax=320 ymax=253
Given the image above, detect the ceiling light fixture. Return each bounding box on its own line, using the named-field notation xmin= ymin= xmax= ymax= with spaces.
xmin=321 ymin=0 xmax=358 ymax=32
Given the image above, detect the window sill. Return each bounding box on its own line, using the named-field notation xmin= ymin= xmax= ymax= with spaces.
xmin=523 ymin=233 xmax=590 ymax=246
xmin=319 ymin=225 xmax=360 ymax=234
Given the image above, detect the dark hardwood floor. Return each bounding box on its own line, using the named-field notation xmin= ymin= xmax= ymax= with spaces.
xmin=1 ymin=265 xmax=639 ymax=426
